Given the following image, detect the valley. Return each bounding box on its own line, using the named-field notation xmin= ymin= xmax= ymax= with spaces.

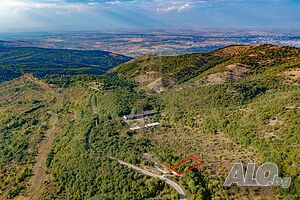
xmin=1 ymin=30 xmax=300 ymax=57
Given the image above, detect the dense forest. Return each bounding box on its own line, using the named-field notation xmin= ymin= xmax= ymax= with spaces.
xmin=0 ymin=44 xmax=299 ymax=199
xmin=0 ymin=46 xmax=132 ymax=83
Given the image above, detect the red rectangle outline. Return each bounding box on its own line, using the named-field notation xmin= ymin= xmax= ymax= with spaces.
xmin=170 ymin=156 xmax=203 ymax=175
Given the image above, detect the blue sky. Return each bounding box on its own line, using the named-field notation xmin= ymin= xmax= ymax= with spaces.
xmin=0 ymin=0 xmax=299 ymax=32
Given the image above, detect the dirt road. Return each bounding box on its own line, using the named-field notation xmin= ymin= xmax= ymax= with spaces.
xmin=13 ymin=74 xmax=61 ymax=200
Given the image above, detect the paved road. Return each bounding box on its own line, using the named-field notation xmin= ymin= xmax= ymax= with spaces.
xmin=91 ymin=92 xmax=186 ymax=199
xmin=87 ymin=91 xmax=99 ymax=150
xmin=89 ymin=91 xmax=98 ymax=114
xmin=109 ymin=157 xmax=186 ymax=200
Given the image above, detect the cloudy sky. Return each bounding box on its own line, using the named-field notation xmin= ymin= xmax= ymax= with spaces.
xmin=0 ymin=0 xmax=299 ymax=32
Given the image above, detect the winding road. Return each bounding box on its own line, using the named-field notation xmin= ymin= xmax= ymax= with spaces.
xmin=109 ymin=157 xmax=186 ymax=200
xmin=90 ymin=91 xmax=98 ymax=114
xmin=89 ymin=92 xmax=186 ymax=200
xmin=86 ymin=91 xmax=99 ymax=150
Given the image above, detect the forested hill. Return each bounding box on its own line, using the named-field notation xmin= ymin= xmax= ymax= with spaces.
xmin=114 ymin=44 xmax=300 ymax=91
xmin=0 ymin=46 xmax=132 ymax=82
xmin=0 ymin=44 xmax=299 ymax=199
xmin=113 ymin=44 xmax=300 ymax=198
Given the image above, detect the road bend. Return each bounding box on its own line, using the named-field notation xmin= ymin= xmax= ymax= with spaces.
xmin=109 ymin=157 xmax=186 ymax=200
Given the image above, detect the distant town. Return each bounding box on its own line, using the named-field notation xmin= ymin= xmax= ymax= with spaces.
xmin=1 ymin=29 xmax=300 ymax=57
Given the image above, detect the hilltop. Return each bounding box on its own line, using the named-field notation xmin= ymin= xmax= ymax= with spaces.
xmin=114 ymin=44 xmax=300 ymax=92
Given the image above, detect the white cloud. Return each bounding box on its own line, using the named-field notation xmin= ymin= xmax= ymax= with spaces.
xmin=156 ymin=6 xmax=176 ymax=13
xmin=177 ymin=3 xmax=191 ymax=12
xmin=0 ymin=0 xmax=99 ymax=11
xmin=106 ymin=1 xmax=122 ymax=5
xmin=155 ymin=1 xmax=193 ymax=13
xmin=1 ymin=0 xmax=294 ymax=32
xmin=0 ymin=0 xmax=102 ymax=31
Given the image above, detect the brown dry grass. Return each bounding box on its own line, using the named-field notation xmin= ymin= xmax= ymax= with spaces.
xmin=151 ymin=127 xmax=258 ymax=176
xmin=212 ymin=45 xmax=251 ymax=57
xmin=280 ymin=68 xmax=300 ymax=86
xmin=150 ymin=126 xmax=276 ymax=199
xmin=134 ymin=71 xmax=160 ymax=83
xmin=205 ymin=63 xmax=252 ymax=85
xmin=147 ymin=77 xmax=175 ymax=93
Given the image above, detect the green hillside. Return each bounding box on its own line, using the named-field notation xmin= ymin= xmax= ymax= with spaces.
xmin=113 ymin=45 xmax=251 ymax=83
xmin=115 ymin=45 xmax=299 ymax=83
xmin=0 ymin=74 xmax=176 ymax=199
xmin=113 ymin=44 xmax=300 ymax=199
xmin=113 ymin=53 xmax=225 ymax=83
xmin=0 ymin=44 xmax=299 ymax=200
xmin=0 ymin=46 xmax=132 ymax=83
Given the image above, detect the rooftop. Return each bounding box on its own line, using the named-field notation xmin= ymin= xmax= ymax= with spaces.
xmin=124 ymin=110 xmax=159 ymax=120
